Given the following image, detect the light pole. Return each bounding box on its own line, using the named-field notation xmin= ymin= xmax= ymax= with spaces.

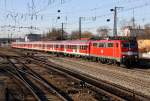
xmin=61 ymin=22 xmax=64 ymax=40
xmin=57 ymin=10 xmax=64 ymax=40
xmin=79 ymin=17 xmax=82 ymax=40
xmin=79 ymin=17 xmax=84 ymax=40
xmin=110 ymin=6 xmax=123 ymax=36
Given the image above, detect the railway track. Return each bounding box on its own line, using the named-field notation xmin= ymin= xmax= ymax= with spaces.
xmin=1 ymin=55 xmax=114 ymax=101
xmin=0 ymin=69 xmax=28 ymax=101
xmin=6 ymin=58 xmax=50 ymax=101
xmin=43 ymin=53 xmax=150 ymax=80
xmin=6 ymin=49 xmax=125 ymax=100
xmin=6 ymin=48 xmax=150 ymax=100
xmin=27 ymin=55 xmax=150 ymax=101
xmin=18 ymin=57 xmax=123 ymax=101
xmin=4 ymin=57 xmax=74 ymax=101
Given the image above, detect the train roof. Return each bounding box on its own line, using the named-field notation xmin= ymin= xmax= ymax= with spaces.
xmin=12 ymin=37 xmax=137 ymax=45
xmin=12 ymin=40 xmax=90 ymax=45
xmin=91 ymin=36 xmax=137 ymax=41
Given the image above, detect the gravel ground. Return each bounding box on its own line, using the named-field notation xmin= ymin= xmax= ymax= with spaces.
xmin=2 ymin=47 xmax=150 ymax=97
xmin=47 ymin=56 xmax=150 ymax=97
xmin=0 ymin=47 xmax=19 ymax=56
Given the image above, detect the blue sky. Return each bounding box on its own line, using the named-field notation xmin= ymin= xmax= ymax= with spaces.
xmin=0 ymin=0 xmax=150 ymax=38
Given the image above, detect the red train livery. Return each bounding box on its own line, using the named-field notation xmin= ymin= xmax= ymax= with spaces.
xmin=11 ymin=37 xmax=139 ymax=66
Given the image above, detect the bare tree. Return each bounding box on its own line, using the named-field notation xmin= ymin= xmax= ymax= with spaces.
xmin=42 ymin=28 xmax=67 ymax=41
xmin=69 ymin=30 xmax=79 ymax=40
xmin=81 ymin=31 xmax=93 ymax=39
xmin=69 ymin=31 xmax=94 ymax=40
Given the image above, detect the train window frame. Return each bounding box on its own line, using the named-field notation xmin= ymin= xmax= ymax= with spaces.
xmin=107 ymin=43 xmax=114 ymax=48
xmin=98 ymin=43 xmax=105 ymax=47
xmin=80 ymin=46 xmax=82 ymax=49
xmin=93 ymin=43 xmax=98 ymax=47
xmin=84 ymin=45 xmax=88 ymax=50
xmin=73 ymin=45 xmax=77 ymax=49
xmin=60 ymin=45 xmax=64 ymax=48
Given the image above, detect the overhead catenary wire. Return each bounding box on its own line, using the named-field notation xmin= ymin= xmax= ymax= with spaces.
xmin=1 ymin=0 xmax=150 ymax=37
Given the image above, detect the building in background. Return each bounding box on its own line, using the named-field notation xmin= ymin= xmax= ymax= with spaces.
xmin=122 ymin=26 xmax=145 ymax=37
xmin=25 ymin=34 xmax=41 ymax=42
xmin=121 ymin=26 xmax=150 ymax=53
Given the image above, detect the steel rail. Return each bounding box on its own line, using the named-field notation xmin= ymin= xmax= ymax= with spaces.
xmin=32 ymin=57 xmax=150 ymax=101
xmin=15 ymin=55 xmax=124 ymax=101
xmin=13 ymin=57 xmax=73 ymax=101
xmin=29 ymin=57 xmax=128 ymax=101
xmin=7 ymin=58 xmax=49 ymax=101
xmin=10 ymin=49 xmax=150 ymax=100
xmin=3 ymin=69 xmax=41 ymax=101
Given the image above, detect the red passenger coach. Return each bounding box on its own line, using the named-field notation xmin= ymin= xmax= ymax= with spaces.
xmin=11 ymin=37 xmax=139 ymax=66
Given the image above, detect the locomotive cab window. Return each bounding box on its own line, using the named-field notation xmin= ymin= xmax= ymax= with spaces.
xmin=122 ymin=43 xmax=129 ymax=48
xmin=108 ymin=43 xmax=113 ymax=47
xmin=98 ymin=43 xmax=105 ymax=47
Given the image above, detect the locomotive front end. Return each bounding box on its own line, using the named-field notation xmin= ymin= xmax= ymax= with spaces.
xmin=121 ymin=40 xmax=139 ymax=66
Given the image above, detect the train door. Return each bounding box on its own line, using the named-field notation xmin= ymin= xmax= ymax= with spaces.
xmin=114 ymin=42 xmax=120 ymax=59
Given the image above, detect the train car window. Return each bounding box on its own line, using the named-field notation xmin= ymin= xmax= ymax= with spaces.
xmin=99 ymin=43 xmax=105 ymax=47
xmin=84 ymin=46 xmax=88 ymax=50
xmin=93 ymin=43 xmax=97 ymax=47
xmin=75 ymin=46 xmax=77 ymax=49
xmin=83 ymin=46 xmax=85 ymax=50
xmin=80 ymin=46 xmax=82 ymax=49
xmin=80 ymin=45 xmax=87 ymax=50
xmin=60 ymin=45 xmax=64 ymax=48
xmin=108 ymin=43 xmax=113 ymax=47
xmin=72 ymin=45 xmax=77 ymax=49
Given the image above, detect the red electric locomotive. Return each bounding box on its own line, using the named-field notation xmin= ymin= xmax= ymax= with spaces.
xmin=11 ymin=37 xmax=139 ymax=66
xmin=89 ymin=37 xmax=138 ymax=66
